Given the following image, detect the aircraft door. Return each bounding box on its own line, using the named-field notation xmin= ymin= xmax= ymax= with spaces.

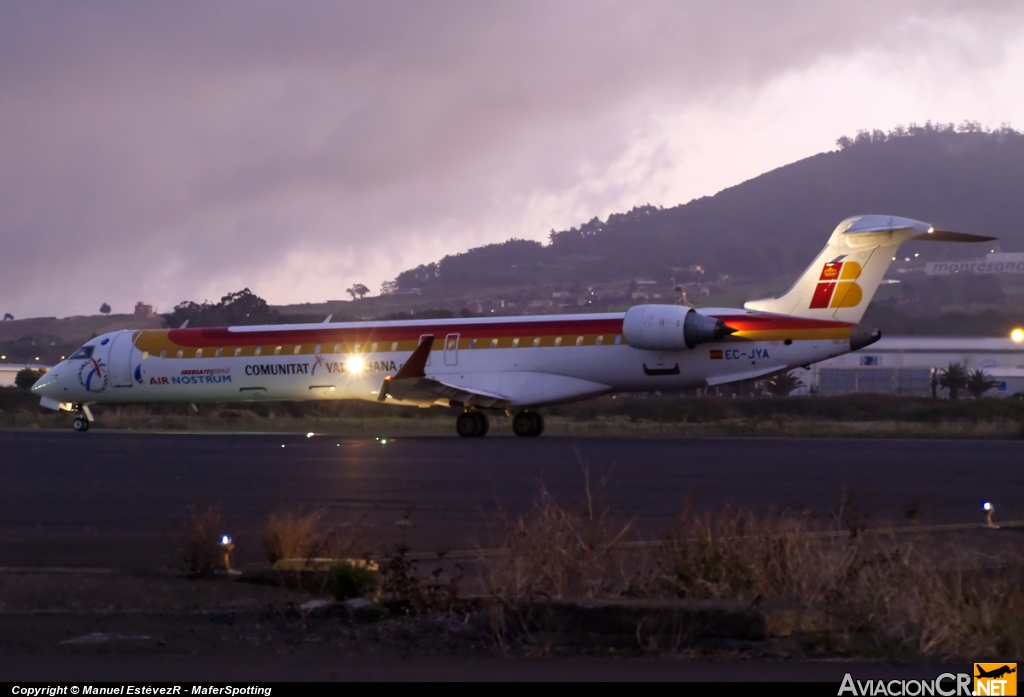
xmin=444 ymin=333 xmax=459 ymax=366
xmin=107 ymin=332 xmax=136 ymax=387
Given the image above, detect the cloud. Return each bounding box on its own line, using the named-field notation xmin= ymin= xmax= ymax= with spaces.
xmin=1 ymin=1 xmax=1023 ymax=316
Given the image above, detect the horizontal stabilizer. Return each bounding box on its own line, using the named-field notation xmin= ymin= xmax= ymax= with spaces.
xmin=911 ymin=230 xmax=997 ymax=243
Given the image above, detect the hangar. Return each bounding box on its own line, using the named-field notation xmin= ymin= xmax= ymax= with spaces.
xmin=793 ymin=337 xmax=1024 ymax=397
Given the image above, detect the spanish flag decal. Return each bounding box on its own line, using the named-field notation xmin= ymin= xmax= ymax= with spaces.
xmin=709 ymin=350 xmax=723 ymax=359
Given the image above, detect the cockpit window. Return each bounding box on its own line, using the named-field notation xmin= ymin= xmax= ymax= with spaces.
xmin=68 ymin=346 xmax=95 ymax=360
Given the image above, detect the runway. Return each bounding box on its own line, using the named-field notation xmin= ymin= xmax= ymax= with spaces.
xmin=0 ymin=430 xmax=1021 ymax=569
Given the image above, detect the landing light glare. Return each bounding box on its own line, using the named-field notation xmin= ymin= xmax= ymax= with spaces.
xmin=345 ymin=356 xmax=366 ymax=374
xmin=1011 ymin=328 xmax=1024 ymax=343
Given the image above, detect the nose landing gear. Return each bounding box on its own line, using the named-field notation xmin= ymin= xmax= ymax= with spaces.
xmin=512 ymin=410 xmax=544 ymax=437
xmin=71 ymin=404 xmax=93 ymax=432
xmin=455 ymin=411 xmax=490 ymax=438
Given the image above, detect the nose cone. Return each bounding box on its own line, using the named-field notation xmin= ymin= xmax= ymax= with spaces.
xmin=850 ymin=324 xmax=882 ymax=351
xmin=31 ymin=366 xmax=62 ymax=398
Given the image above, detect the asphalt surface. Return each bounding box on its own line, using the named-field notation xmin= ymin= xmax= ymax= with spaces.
xmin=1 ymin=429 xmax=1021 ymax=569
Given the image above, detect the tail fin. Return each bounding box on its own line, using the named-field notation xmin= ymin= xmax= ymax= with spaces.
xmin=744 ymin=215 xmax=995 ymax=323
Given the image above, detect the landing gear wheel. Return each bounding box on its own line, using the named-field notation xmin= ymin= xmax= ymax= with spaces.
xmin=456 ymin=411 xmax=489 ymax=438
xmin=512 ymin=411 xmax=544 ymax=437
xmin=73 ymin=416 xmax=90 ymax=432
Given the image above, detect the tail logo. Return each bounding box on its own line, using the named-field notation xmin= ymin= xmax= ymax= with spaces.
xmin=809 ymin=260 xmax=863 ymax=309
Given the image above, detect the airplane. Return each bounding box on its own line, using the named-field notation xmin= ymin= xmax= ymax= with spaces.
xmin=32 ymin=215 xmax=993 ymax=437
xmin=976 ymin=666 xmax=1016 ymax=680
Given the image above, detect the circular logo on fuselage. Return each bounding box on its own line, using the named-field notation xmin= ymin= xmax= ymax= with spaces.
xmin=77 ymin=358 xmax=108 ymax=394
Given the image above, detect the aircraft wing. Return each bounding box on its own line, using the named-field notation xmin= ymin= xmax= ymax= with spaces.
xmin=705 ymin=365 xmax=781 ymax=386
xmin=378 ymin=338 xmax=610 ymax=408
xmin=387 ymin=376 xmax=512 ymax=409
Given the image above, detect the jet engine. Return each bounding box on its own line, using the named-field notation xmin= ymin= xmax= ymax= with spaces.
xmin=622 ymin=305 xmax=732 ymax=351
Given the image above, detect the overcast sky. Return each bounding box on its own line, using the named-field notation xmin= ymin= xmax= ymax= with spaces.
xmin=3 ymin=1 xmax=1024 ymax=318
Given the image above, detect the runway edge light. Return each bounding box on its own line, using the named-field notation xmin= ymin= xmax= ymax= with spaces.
xmin=983 ymin=502 xmax=999 ymax=529
xmin=220 ymin=534 xmax=237 ymax=573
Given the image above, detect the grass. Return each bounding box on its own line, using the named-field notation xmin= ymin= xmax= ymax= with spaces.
xmin=181 ymin=478 xmax=1024 ymax=658
xmin=476 ymin=489 xmax=1024 ymax=657
xmin=262 ymin=508 xmax=369 ymax=567
xmin=177 ymin=503 xmax=226 ymax=577
xmin=5 ymin=388 xmax=1024 ymax=438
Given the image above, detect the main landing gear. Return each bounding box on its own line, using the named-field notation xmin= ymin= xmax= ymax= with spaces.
xmin=454 ymin=410 xmax=545 ymax=437
xmin=512 ymin=410 xmax=544 ymax=438
xmin=456 ymin=411 xmax=490 ymax=438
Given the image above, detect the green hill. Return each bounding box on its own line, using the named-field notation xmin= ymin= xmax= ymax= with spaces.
xmin=392 ymin=124 xmax=1024 ymax=297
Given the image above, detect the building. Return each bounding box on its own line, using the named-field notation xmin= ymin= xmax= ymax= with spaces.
xmin=0 ymin=363 xmax=49 ymax=388
xmin=134 ymin=302 xmax=155 ymax=318
xmin=794 ymin=337 xmax=1024 ymax=397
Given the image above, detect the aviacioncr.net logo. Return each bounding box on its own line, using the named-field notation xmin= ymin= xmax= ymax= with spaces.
xmin=839 ymin=672 xmax=975 ymax=696
xmin=975 ymin=664 xmax=1017 ymax=696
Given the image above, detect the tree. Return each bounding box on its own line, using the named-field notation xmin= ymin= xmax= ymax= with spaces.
xmin=765 ymin=370 xmax=803 ymax=397
xmin=966 ymin=369 xmax=999 ymax=400
xmin=938 ymin=362 xmax=968 ymax=400
xmin=99 ymin=303 xmax=111 ymax=315
xmin=380 ymin=280 xmax=399 ymax=295
xmin=15 ymin=368 xmax=45 ymax=390
xmin=346 ymin=283 xmax=370 ymax=300
xmin=162 ymin=288 xmax=280 ymax=328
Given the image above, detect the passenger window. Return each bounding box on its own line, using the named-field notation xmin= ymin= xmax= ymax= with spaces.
xmin=141 ymin=351 xmax=149 ymax=360
xmin=234 ymin=347 xmax=242 ymax=357
xmin=596 ymin=335 xmax=604 ymax=346
xmin=255 ymin=347 xmax=262 ymax=356
xmin=160 ymin=350 xmax=166 ymax=359
xmin=490 ymin=338 xmax=499 ymax=348
xmin=554 ymin=337 xmax=562 ymax=347
xmin=614 ymin=335 xmax=622 ymax=345
xmin=511 ymin=338 xmax=520 ymax=348
xmin=370 ymin=342 xmax=378 ymax=353
xmin=354 ymin=343 xmax=361 ymax=353
xmin=390 ymin=342 xmax=398 ymax=352
xmin=576 ymin=336 xmax=584 ymax=346
xmin=69 ymin=346 xmax=95 ymax=360
xmin=274 ymin=346 xmax=282 ymax=356
xmin=195 ymin=349 xmax=203 ymax=358
xmin=470 ymin=339 xmax=477 ymax=349
xmin=176 ymin=349 xmax=184 ymax=359
xmin=293 ymin=345 xmax=301 ymax=355
xmin=314 ymin=344 xmax=321 ymax=354
xmin=449 ymin=338 xmax=459 ymax=351
xmin=215 ymin=348 xmax=222 ymax=358
xmin=334 ymin=344 xmax=342 ymax=354
xmin=533 ymin=337 xmax=541 ymax=347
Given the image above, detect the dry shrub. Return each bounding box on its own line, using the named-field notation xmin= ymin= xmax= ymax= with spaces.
xmin=481 ymin=484 xmax=637 ymax=601
xmin=477 ymin=484 xmax=1024 ymax=657
xmin=853 ymin=543 xmax=1024 ymax=657
xmin=262 ymin=508 xmax=366 ymax=566
xmin=655 ymin=506 xmax=861 ymax=604
xmin=178 ymin=503 xmax=224 ymax=577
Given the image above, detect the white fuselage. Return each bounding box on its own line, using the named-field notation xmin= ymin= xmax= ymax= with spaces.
xmin=34 ymin=309 xmax=857 ymax=410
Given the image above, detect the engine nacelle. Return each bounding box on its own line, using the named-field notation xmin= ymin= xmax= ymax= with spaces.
xmin=622 ymin=305 xmax=730 ymax=351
